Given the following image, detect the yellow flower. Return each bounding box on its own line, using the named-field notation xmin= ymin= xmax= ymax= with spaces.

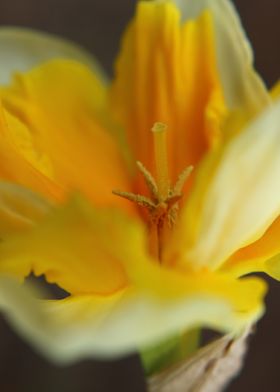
xmin=0 ymin=0 xmax=278 ymax=365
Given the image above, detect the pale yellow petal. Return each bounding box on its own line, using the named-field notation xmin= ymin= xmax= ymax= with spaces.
xmin=0 ymin=276 xmax=124 ymax=361
xmin=166 ymin=99 xmax=280 ymax=270
xmin=0 ymin=27 xmax=107 ymax=85
xmin=0 ymin=270 xmax=266 ymax=362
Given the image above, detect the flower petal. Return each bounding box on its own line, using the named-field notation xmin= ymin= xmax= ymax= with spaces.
xmin=0 ymin=195 xmax=147 ymax=295
xmin=167 ymin=99 xmax=280 ymax=270
xmin=271 ymin=81 xmax=280 ymax=100
xmin=1 ymin=60 xmax=132 ymax=210
xmin=0 ymin=106 xmax=63 ymax=200
xmin=221 ymin=215 xmax=280 ymax=279
xmin=110 ymin=1 xmax=227 ymax=190
xmin=0 ymin=181 xmax=50 ymax=236
xmin=0 ymin=27 xmax=107 ymax=84
xmin=0 ymin=269 xmax=266 ymax=362
xmin=174 ymin=0 xmax=269 ymax=127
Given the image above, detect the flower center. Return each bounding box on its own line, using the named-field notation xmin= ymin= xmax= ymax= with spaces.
xmin=113 ymin=122 xmax=192 ymax=261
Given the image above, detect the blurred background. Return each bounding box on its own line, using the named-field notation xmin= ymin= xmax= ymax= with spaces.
xmin=0 ymin=0 xmax=279 ymax=391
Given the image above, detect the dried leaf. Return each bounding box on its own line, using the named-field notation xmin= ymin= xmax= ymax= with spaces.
xmin=148 ymin=328 xmax=252 ymax=392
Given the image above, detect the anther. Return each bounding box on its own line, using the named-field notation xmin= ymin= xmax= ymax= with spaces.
xmin=173 ymin=165 xmax=193 ymax=195
xmin=136 ymin=161 xmax=158 ymax=200
xmin=112 ymin=190 xmax=156 ymax=210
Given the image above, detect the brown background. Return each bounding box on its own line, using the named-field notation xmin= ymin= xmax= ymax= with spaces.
xmin=0 ymin=0 xmax=279 ymax=391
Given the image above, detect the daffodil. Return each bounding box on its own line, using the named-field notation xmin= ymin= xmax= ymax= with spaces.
xmin=0 ymin=0 xmax=278 ymax=372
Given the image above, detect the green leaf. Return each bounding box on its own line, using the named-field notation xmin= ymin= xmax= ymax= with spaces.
xmin=140 ymin=328 xmax=200 ymax=376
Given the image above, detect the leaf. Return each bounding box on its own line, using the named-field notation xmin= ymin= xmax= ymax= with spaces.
xmin=141 ymin=329 xmax=200 ymax=376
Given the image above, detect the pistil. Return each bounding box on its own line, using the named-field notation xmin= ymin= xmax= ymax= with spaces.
xmin=152 ymin=122 xmax=170 ymax=201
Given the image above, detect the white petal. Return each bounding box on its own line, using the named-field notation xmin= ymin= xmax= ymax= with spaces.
xmin=176 ymin=99 xmax=280 ymax=269
xmin=0 ymin=27 xmax=107 ymax=84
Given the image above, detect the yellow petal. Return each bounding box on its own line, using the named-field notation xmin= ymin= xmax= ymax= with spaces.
xmin=221 ymin=215 xmax=280 ymax=278
xmin=0 ymin=27 xmax=107 ymax=85
xmin=271 ymin=81 xmax=280 ymax=100
xmin=0 ymin=268 xmax=266 ymax=362
xmin=0 ymin=105 xmax=63 ymax=200
xmin=0 ymin=195 xmax=148 ymax=295
xmin=1 ymin=60 xmax=132 ymax=210
xmin=166 ymin=99 xmax=280 ymax=270
xmin=0 ymin=181 xmax=50 ymax=236
xmin=174 ymin=0 xmax=269 ymax=129
xmin=110 ymin=1 xmax=227 ymax=191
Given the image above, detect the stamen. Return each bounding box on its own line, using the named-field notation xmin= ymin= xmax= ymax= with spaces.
xmin=112 ymin=122 xmax=193 ymax=263
xmin=152 ymin=122 xmax=170 ymax=201
xmin=136 ymin=161 xmax=158 ymax=199
xmin=173 ymin=165 xmax=193 ymax=195
xmin=112 ymin=190 xmax=156 ymax=210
